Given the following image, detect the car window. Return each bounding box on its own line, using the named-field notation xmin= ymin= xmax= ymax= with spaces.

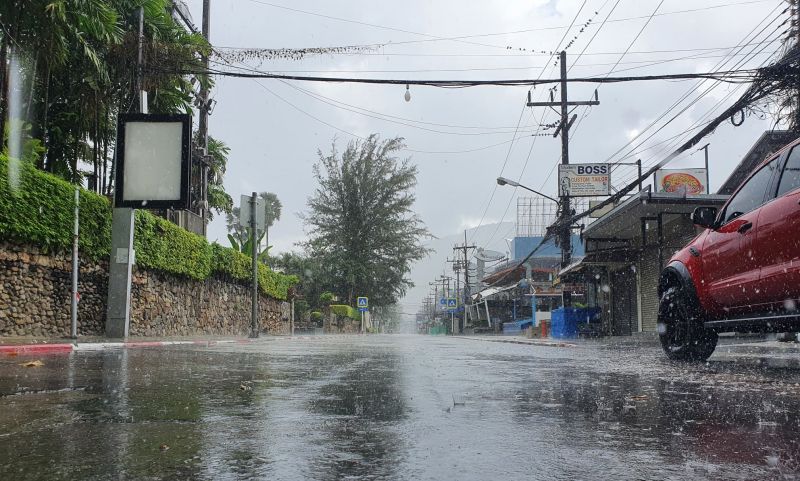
xmin=721 ymin=157 xmax=779 ymax=224
xmin=777 ymin=146 xmax=800 ymax=197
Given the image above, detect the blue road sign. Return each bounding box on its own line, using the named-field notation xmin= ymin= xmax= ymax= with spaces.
xmin=357 ymin=297 xmax=368 ymax=308
xmin=440 ymin=297 xmax=446 ymax=306
xmin=447 ymin=298 xmax=457 ymax=312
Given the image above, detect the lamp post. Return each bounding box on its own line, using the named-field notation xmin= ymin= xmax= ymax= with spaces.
xmin=496 ymin=177 xmax=560 ymax=205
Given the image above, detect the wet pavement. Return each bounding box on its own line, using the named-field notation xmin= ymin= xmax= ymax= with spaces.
xmin=1 ymin=335 xmax=799 ymax=481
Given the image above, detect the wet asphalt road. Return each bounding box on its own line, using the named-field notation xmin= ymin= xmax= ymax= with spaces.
xmin=1 ymin=335 xmax=800 ymax=481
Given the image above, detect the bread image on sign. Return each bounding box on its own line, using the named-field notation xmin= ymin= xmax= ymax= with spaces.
xmin=661 ymin=172 xmax=704 ymax=194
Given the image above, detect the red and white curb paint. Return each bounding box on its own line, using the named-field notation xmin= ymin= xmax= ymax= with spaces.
xmin=0 ymin=338 xmax=256 ymax=356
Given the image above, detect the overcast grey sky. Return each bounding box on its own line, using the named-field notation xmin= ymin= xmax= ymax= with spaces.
xmin=183 ymin=0 xmax=785 ymax=310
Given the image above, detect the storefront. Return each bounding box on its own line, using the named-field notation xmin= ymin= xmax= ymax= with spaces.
xmin=561 ymin=188 xmax=728 ymax=335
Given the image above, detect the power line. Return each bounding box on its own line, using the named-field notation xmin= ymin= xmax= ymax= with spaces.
xmin=239 ymin=0 xmax=771 ymax=52
xmin=212 ymin=40 xmax=780 ymax=58
xmin=243 ymin=75 xmax=547 ymax=154
xmin=607 ymin=12 xmax=786 ymax=171
xmin=211 ymin=51 xmax=778 ymax=75
xmin=465 ymin=0 xmax=589 ymax=250
xmin=168 ymin=65 xmax=759 ymax=86
xmin=567 ymin=3 xmax=786 ymax=180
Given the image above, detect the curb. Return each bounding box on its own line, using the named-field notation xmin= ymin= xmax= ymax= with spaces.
xmin=0 ymin=343 xmax=75 ymax=355
xmin=0 ymin=338 xmax=257 ymax=356
xmin=458 ymin=337 xmax=577 ymax=348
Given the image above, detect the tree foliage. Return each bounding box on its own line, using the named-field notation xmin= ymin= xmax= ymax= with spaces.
xmin=0 ymin=0 xmax=212 ymax=193
xmin=303 ymin=135 xmax=431 ymax=306
xmin=206 ymin=136 xmax=233 ymax=220
xmin=272 ymin=251 xmax=331 ymax=313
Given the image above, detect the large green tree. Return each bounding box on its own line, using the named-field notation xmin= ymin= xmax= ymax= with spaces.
xmin=303 ymin=134 xmax=430 ymax=306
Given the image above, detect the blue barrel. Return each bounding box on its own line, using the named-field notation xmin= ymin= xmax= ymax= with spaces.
xmin=550 ymin=308 xmax=583 ymax=338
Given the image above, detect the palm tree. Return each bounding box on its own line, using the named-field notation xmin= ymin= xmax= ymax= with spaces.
xmin=206 ymin=136 xmax=233 ymax=219
xmin=224 ymin=192 xmax=281 ymax=265
xmin=259 ymin=192 xmax=282 ymax=266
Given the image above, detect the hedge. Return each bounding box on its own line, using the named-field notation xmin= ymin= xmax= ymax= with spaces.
xmin=0 ymin=155 xmax=112 ymax=260
xmin=0 ymin=155 xmax=297 ymax=300
xmin=330 ymin=304 xmax=360 ymax=320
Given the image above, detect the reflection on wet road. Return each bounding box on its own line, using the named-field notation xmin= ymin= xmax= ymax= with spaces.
xmin=1 ymin=335 xmax=799 ymax=480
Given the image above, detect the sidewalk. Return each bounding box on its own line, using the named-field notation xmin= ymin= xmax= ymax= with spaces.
xmin=0 ymin=334 xmax=283 ymax=356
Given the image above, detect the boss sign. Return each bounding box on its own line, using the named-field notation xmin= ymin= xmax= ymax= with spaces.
xmin=558 ymin=163 xmax=611 ymax=197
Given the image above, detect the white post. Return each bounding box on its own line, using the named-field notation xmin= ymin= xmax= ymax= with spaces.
xmin=70 ymin=187 xmax=79 ymax=338
xmin=360 ymin=310 xmax=364 ymax=334
xmin=290 ymin=298 xmax=295 ymax=336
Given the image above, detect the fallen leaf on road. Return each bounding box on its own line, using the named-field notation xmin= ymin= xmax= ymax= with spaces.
xmin=159 ymin=444 xmax=170 ymax=451
xmin=628 ymin=395 xmax=649 ymax=401
xmin=20 ymin=360 xmax=44 ymax=368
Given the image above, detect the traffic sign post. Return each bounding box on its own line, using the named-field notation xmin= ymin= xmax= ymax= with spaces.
xmin=446 ymin=298 xmax=457 ymax=312
xmin=447 ymin=298 xmax=458 ymax=334
xmin=357 ymin=297 xmax=369 ymax=333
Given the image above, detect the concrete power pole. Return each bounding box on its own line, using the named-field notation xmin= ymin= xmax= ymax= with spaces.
xmin=199 ymin=0 xmax=211 ymax=236
xmin=527 ymin=51 xmax=599 ymax=307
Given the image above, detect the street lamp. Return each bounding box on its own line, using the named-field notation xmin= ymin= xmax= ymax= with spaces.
xmin=496 ymin=176 xmax=560 ymax=205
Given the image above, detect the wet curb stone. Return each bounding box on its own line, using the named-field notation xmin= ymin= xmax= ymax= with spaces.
xmin=458 ymin=336 xmax=577 ymax=348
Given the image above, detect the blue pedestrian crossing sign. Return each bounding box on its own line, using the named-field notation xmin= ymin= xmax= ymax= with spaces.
xmin=447 ymin=298 xmax=457 ymax=312
xmin=357 ymin=297 xmax=369 ymax=312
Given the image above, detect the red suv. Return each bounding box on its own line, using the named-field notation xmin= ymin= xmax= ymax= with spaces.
xmin=658 ymin=137 xmax=800 ymax=361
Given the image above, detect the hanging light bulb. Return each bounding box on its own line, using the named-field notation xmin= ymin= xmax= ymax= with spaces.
xmin=404 ymin=84 xmax=411 ymax=102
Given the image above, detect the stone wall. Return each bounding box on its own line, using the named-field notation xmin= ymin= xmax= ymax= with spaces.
xmin=323 ymin=312 xmax=361 ymax=334
xmin=0 ymin=242 xmax=289 ymax=338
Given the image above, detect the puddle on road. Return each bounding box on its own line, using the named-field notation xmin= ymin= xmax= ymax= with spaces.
xmin=0 ymin=338 xmax=798 ymax=480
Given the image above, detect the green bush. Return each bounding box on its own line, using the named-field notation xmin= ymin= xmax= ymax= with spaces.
xmin=134 ymin=211 xmax=212 ymax=280
xmin=310 ymin=311 xmax=323 ymax=322
xmin=0 ymin=155 xmax=111 ymax=259
xmin=319 ymin=291 xmax=335 ymax=305
xmin=0 ymin=155 xmax=297 ymax=299
xmin=330 ymin=304 xmax=359 ymax=320
xmin=210 ymin=243 xmax=298 ymax=300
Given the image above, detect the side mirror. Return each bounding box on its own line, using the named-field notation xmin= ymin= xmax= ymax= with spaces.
xmin=691 ymin=206 xmax=718 ymax=229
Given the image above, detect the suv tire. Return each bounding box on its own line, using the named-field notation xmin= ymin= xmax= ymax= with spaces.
xmin=658 ymin=284 xmax=718 ymax=362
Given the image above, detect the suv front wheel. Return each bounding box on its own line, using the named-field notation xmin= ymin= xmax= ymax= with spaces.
xmin=658 ymin=284 xmax=718 ymax=362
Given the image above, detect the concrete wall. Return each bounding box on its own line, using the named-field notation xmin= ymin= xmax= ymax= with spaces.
xmin=0 ymin=242 xmax=289 ymax=338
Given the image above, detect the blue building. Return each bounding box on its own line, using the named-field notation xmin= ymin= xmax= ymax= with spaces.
xmin=511 ymin=234 xmax=585 ymax=261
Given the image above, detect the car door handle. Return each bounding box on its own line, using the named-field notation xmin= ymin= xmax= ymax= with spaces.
xmin=738 ymin=221 xmax=753 ymax=234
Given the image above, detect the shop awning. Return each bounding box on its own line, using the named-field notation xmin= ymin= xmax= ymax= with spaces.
xmin=471 ymin=283 xmax=517 ymax=302
xmin=582 ymin=188 xmax=728 ymax=241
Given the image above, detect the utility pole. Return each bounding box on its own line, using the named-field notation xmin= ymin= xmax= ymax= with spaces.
xmin=526 ymin=51 xmax=599 ymax=307
xmin=699 ymin=143 xmax=710 ymax=193
xmin=451 ymin=235 xmax=476 ymax=333
xmin=249 ymin=192 xmax=259 ymax=338
xmin=136 ymin=6 xmax=146 ymax=113
xmin=795 ymin=0 xmax=800 ymax=131
xmin=199 ymin=0 xmax=211 ymax=236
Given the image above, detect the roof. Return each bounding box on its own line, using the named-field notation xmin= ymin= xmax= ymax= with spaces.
xmin=582 ymin=188 xmax=728 ymax=241
xmin=482 ymin=261 xmax=559 ymax=285
xmin=471 ymin=283 xmax=517 ymax=302
xmin=717 ymin=130 xmax=796 ymax=195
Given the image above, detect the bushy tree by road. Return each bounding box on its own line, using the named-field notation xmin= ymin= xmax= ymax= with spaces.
xmin=303 ymin=134 xmax=430 ymax=306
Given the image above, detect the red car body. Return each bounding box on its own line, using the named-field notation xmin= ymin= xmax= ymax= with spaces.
xmin=663 ymin=137 xmax=800 ymax=332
